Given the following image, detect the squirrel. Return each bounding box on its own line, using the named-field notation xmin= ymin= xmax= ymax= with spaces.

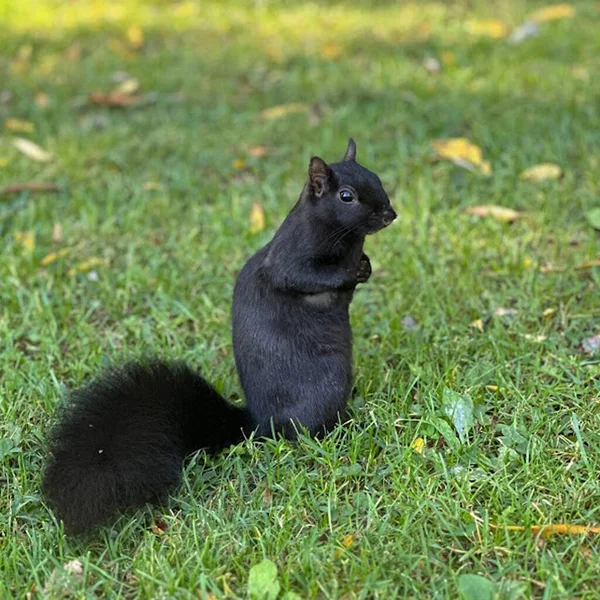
xmin=42 ymin=138 xmax=397 ymax=534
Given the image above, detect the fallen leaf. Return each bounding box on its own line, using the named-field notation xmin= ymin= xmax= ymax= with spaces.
xmin=5 ymin=118 xmax=34 ymax=133
xmin=575 ymin=258 xmax=600 ymax=269
xmin=14 ymin=231 xmax=35 ymax=252
xmin=470 ymin=318 xmax=484 ymax=332
xmin=67 ymin=257 xmax=108 ymax=276
xmin=114 ymin=78 xmax=140 ymax=95
xmin=13 ymin=138 xmax=54 ymax=162
xmin=542 ymin=308 xmax=556 ymax=317
xmin=465 ymin=205 xmax=521 ymax=222
xmin=467 ymin=19 xmax=508 ymax=39
xmin=485 ymin=385 xmax=499 ymax=392
xmin=248 ymin=145 xmax=269 ymax=157
xmin=523 ymin=333 xmax=547 ymax=342
xmin=127 ymin=25 xmax=144 ymax=49
xmin=334 ymin=534 xmax=354 ymax=558
xmin=259 ymin=103 xmax=308 ymax=120
xmin=528 ymin=4 xmax=575 ymax=22
xmin=320 ymin=43 xmax=341 ymax=59
xmin=35 ymin=92 xmax=50 ymax=107
xmin=581 ymin=334 xmax=600 ymax=355
xmin=52 ymin=222 xmax=63 ymax=243
xmin=262 ymin=487 xmax=273 ymax=506
xmin=432 ymin=138 xmax=492 ymax=174
xmin=509 ymin=21 xmax=540 ymax=44
xmin=491 ymin=523 xmax=600 ymax=537
xmin=88 ymin=91 xmax=140 ymax=107
xmin=0 ymin=182 xmax=59 ymax=195
xmin=584 ymin=208 xmax=600 ymax=230
xmin=41 ymin=247 xmax=71 ymax=266
xmin=411 ymin=437 xmax=425 ymax=453
xmin=249 ymin=202 xmax=266 ymax=233
xmin=232 ymin=158 xmax=246 ymax=170
xmin=493 ymin=307 xmax=518 ymax=317
xmin=520 ymin=163 xmax=562 ymax=182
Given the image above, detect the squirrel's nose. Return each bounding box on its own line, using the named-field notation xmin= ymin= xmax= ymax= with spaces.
xmin=382 ymin=209 xmax=397 ymax=226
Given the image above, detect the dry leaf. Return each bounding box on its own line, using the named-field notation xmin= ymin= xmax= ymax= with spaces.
xmin=14 ymin=231 xmax=35 ymax=252
xmin=232 ymin=158 xmax=246 ymax=170
xmin=334 ymin=534 xmax=354 ymax=558
xmin=520 ymin=163 xmax=562 ymax=182
xmin=523 ymin=333 xmax=547 ymax=342
xmin=465 ymin=205 xmax=521 ymax=222
xmin=52 ymin=222 xmax=63 ymax=243
xmin=41 ymin=247 xmax=71 ymax=266
xmin=259 ymin=103 xmax=308 ymax=120
xmin=127 ymin=25 xmax=144 ymax=49
xmin=528 ymin=4 xmax=575 ymax=22
xmin=581 ymin=334 xmax=600 ymax=355
xmin=249 ymin=202 xmax=266 ymax=233
xmin=5 ymin=118 xmax=34 ymax=133
xmin=575 ymin=258 xmax=600 ymax=270
xmin=248 ymin=145 xmax=269 ymax=157
xmin=114 ymin=78 xmax=140 ymax=95
xmin=470 ymin=319 xmax=484 ymax=332
xmin=542 ymin=308 xmax=556 ymax=317
xmin=68 ymin=257 xmax=108 ymax=276
xmin=485 ymin=385 xmax=499 ymax=392
xmin=492 ymin=523 xmax=600 ymax=537
xmin=88 ymin=91 xmax=140 ymax=107
xmin=320 ymin=43 xmax=341 ymax=59
xmin=13 ymin=138 xmax=54 ymax=162
xmin=0 ymin=182 xmax=59 ymax=195
xmin=467 ymin=19 xmax=508 ymax=39
xmin=411 ymin=437 xmax=425 ymax=453
xmin=432 ymin=138 xmax=492 ymax=174
xmin=494 ymin=307 xmax=518 ymax=317
xmin=35 ymin=92 xmax=50 ymax=107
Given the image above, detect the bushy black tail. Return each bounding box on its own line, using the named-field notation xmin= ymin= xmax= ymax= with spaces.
xmin=42 ymin=360 xmax=251 ymax=534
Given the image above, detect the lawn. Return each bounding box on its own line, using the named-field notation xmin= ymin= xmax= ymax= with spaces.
xmin=1 ymin=0 xmax=600 ymax=597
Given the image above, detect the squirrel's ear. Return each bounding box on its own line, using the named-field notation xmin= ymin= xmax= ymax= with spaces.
xmin=343 ymin=138 xmax=357 ymax=162
xmin=309 ymin=156 xmax=331 ymax=197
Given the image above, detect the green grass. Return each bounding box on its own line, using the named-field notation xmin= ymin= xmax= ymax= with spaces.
xmin=1 ymin=0 xmax=600 ymax=597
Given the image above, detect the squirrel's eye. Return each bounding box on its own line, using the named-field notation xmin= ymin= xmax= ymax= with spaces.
xmin=339 ymin=190 xmax=354 ymax=203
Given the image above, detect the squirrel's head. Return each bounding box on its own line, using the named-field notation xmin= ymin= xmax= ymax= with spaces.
xmin=307 ymin=138 xmax=396 ymax=235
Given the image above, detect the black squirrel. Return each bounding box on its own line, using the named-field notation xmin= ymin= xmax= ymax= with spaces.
xmin=42 ymin=139 xmax=397 ymax=533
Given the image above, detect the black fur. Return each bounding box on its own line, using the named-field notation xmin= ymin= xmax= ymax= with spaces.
xmin=43 ymin=361 xmax=250 ymax=533
xmin=42 ymin=139 xmax=396 ymax=533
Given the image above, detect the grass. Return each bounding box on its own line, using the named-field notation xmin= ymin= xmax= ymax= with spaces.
xmin=1 ymin=0 xmax=600 ymax=597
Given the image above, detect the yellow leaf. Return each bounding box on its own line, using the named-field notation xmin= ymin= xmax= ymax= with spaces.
xmin=464 ymin=205 xmax=521 ymax=222
xmin=127 ymin=25 xmax=144 ymax=49
xmin=5 ymin=118 xmax=34 ymax=133
xmin=520 ymin=163 xmax=562 ymax=182
xmin=14 ymin=230 xmax=35 ymax=252
xmin=467 ymin=19 xmax=508 ymax=39
xmin=542 ymin=308 xmax=556 ymax=317
xmin=528 ymin=4 xmax=575 ymax=23
xmin=13 ymin=138 xmax=54 ymax=162
xmin=470 ymin=319 xmax=484 ymax=332
xmin=67 ymin=257 xmax=108 ymax=276
xmin=441 ymin=51 xmax=457 ymax=66
xmin=249 ymin=202 xmax=266 ymax=234
xmin=411 ymin=437 xmax=425 ymax=453
xmin=232 ymin=158 xmax=246 ymax=170
xmin=334 ymin=534 xmax=354 ymax=558
xmin=40 ymin=247 xmax=71 ymax=266
xmin=485 ymin=385 xmax=499 ymax=392
xmin=0 ymin=158 xmax=7 ymax=168
xmin=432 ymin=138 xmax=492 ymax=174
xmin=114 ymin=78 xmax=139 ymax=95
xmin=259 ymin=103 xmax=308 ymax=120
xmin=492 ymin=523 xmax=600 ymax=537
xmin=320 ymin=43 xmax=341 ymax=59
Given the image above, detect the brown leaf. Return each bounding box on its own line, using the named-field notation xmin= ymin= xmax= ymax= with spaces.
xmin=465 ymin=205 xmax=521 ymax=222
xmin=575 ymin=258 xmax=600 ymax=270
xmin=35 ymin=92 xmax=50 ymax=107
xmin=0 ymin=182 xmax=59 ymax=195
xmin=88 ymin=91 xmax=140 ymax=107
xmin=13 ymin=138 xmax=54 ymax=162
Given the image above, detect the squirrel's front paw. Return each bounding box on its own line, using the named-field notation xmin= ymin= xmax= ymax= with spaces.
xmin=356 ymin=254 xmax=372 ymax=284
